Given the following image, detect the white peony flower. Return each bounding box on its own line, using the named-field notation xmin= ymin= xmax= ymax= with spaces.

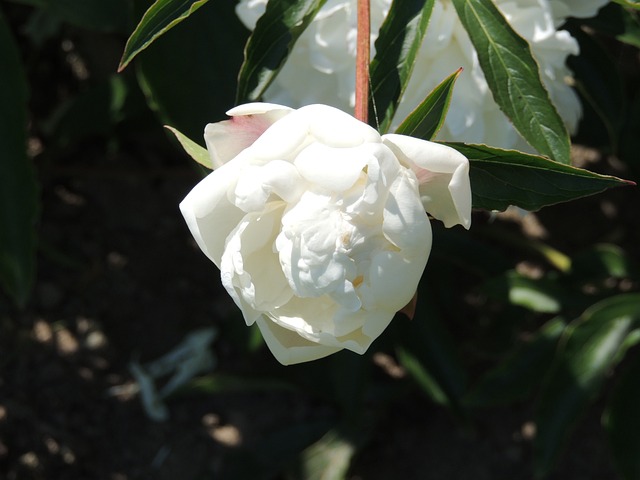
xmin=235 ymin=0 xmax=609 ymax=150
xmin=180 ymin=103 xmax=471 ymax=365
xmin=236 ymin=0 xmax=392 ymax=112
xmin=550 ymin=0 xmax=610 ymax=24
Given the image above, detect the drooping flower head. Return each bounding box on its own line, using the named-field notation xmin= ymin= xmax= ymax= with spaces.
xmin=180 ymin=103 xmax=471 ymax=364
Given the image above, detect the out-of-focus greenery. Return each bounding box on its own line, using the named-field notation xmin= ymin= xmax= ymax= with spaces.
xmin=1 ymin=0 xmax=639 ymax=478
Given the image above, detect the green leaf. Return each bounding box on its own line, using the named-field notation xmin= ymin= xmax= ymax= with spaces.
xmin=0 ymin=11 xmax=38 ymax=306
xmin=451 ymin=0 xmax=571 ymax=163
xmin=569 ymin=244 xmax=637 ymax=283
xmin=368 ymin=0 xmax=435 ymax=133
xmin=395 ymin=68 xmax=461 ymax=140
xmin=446 ymin=143 xmax=630 ymax=212
xmin=119 ymin=0 xmax=210 ymax=71
xmin=464 ymin=318 xmax=566 ymax=407
xmin=534 ymin=294 xmax=640 ymax=478
xmin=165 ymin=126 xmax=211 ymax=168
xmin=136 ymin=1 xmax=246 ymax=141
xmin=484 ymin=271 xmax=565 ymax=313
xmin=604 ymin=349 xmax=640 ymax=480
xmin=236 ymin=0 xmax=328 ymax=103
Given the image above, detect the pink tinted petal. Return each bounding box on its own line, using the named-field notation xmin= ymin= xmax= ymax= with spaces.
xmin=204 ymin=103 xmax=293 ymax=168
xmin=382 ymin=134 xmax=472 ymax=229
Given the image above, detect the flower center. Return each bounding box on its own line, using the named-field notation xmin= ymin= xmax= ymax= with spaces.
xmin=275 ymin=188 xmax=384 ymax=312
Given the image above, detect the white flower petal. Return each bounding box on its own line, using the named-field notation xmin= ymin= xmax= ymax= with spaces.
xmin=295 ymin=143 xmax=369 ymax=191
xmin=220 ymin=204 xmax=293 ymax=325
xmin=234 ymin=160 xmax=306 ymax=212
xmin=550 ymin=0 xmax=608 ymax=22
xmin=382 ymin=171 xmax=432 ymax=251
xmin=383 ymin=134 xmax=471 ymax=229
xmin=270 ymin=295 xmax=390 ymax=354
xmin=249 ymin=109 xmax=313 ymax=161
xmin=256 ymin=315 xmax=342 ymax=365
xmin=181 ymin=100 xmax=465 ymax=365
xmin=204 ymin=103 xmax=293 ymax=168
xmin=302 ymin=104 xmax=380 ymax=147
xmin=235 ymin=0 xmax=267 ymax=29
xmin=236 ymin=0 xmax=600 ymax=151
xmin=179 ymin=159 xmax=246 ymax=266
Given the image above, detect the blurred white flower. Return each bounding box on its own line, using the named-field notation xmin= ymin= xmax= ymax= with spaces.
xmin=237 ymin=0 xmax=391 ymax=110
xmin=550 ymin=0 xmax=609 ymax=23
xmin=236 ymin=0 xmax=609 ymax=150
xmin=180 ymin=103 xmax=471 ymax=365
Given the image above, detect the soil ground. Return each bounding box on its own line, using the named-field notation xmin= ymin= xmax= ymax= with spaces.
xmin=1 ymin=142 xmax=637 ymax=480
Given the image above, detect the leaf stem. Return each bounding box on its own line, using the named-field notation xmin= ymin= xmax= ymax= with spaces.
xmin=355 ymin=0 xmax=370 ymax=124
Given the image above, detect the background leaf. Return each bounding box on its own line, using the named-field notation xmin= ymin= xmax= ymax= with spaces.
xmin=368 ymin=0 xmax=435 ymax=133
xmin=483 ymin=271 xmax=565 ymax=314
xmin=0 ymin=10 xmax=38 ymax=306
xmin=568 ymin=244 xmax=637 ymax=284
xmin=451 ymin=0 xmax=570 ymax=163
xmin=566 ymin=26 xmax=625 ymax=150
xmin=395 ymin=67 xmax=461 ymax=140
xmin=447 ymin=143 xmax=629 ymax=212
xmin=533 ymin=294 xmax=640 ymax=478
xmin=165 ymin=126 xmax=211 ymax=168
xmin=135 ymin=0 xmax=246 ymax=141
xmin=236 ymin=0 xmax=327 ymax=103
xmin=119 ymin=0 xmax=210 ymax=71
xmin=464 ymin=318 xmax=566 ymax=407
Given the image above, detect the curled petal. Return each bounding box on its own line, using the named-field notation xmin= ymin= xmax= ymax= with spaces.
xmin=220 ymin=204 xmax=293 ymax=326
xmin=234 ymin=160 xmax=306 ymax=212
xmin=382 ymin=134 xmax=471 ymax=229
xmin=204 ymin=103 xmax=293 ymax=168
xmin=270 ymin=298 xmax=393 ymax=356
xmin=301 ymin=104 xmax=381 ymax=147
xmin=179 ymin=159 xmax=246 ymax=266
xmin=295 ymin=143 xmax=369 ymax=191
xmin=256 ymin=316 xmax=341 ymax=365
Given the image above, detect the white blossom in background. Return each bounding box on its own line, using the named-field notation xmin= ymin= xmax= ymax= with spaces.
xmin=235 ymin=0 xmax=609 ymax=151
xmin=180 ymin=103 xmax=471 ymax=365
xmin=237 ymin=0 xmax=392 ymax=110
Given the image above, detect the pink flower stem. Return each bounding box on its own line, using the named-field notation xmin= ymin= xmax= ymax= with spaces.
xmin=355 ymin=0 xmax=370 ymax=124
